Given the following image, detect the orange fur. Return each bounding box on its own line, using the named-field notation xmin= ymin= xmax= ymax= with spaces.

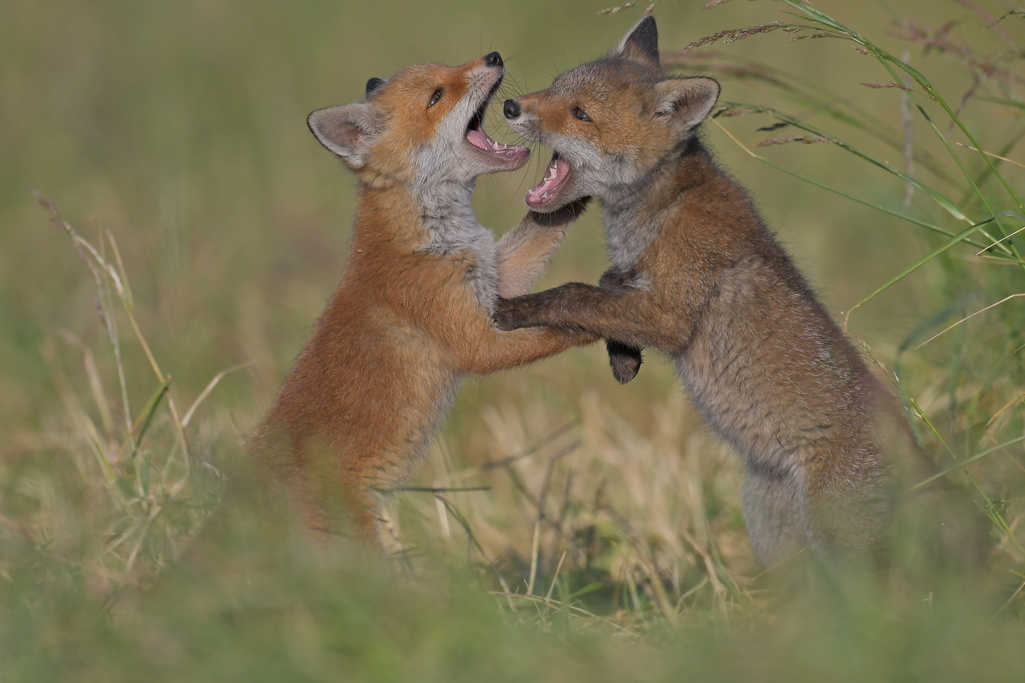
xmin=250 ymin=55 xmax=594 ymax=546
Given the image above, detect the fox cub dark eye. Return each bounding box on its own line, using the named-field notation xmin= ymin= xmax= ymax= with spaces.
xmin=572 ymin=107 xmax=591 ymax=122
xmin=428 ymin=89 xmax=443 ymax=107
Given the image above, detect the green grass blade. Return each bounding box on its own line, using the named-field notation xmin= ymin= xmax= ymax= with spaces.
xmin=959 ymin=130 xmax=1025 ymax=207
xmin=906 ymin=436 xmax=1025 ymax=494
xmin=117 ymin=375 xmax=172 ymax=465
xmin=721 ymin=102 xmax=968 ymax=221
xmin=709 ymin=117 xmax=990 ymax=248
xmin=775 ymin=0 xmax=1025 ymax=262
xmin=672 ymin=54 xmax=957 ymax=185
xmin=845 ymin=211 xmax=1023 ymax=321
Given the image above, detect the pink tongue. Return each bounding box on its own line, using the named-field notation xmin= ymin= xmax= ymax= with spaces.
xmin=527 ymin=157 xmax=570 ymax=205
xmin=466 ymin=128 xmax=492 ymax=150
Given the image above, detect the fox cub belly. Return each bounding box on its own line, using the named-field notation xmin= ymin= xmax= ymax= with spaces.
xmin=497 ymin=17 xmax=987 ymax=569
xmin=247 ymin=53 xmax=594 ymax=548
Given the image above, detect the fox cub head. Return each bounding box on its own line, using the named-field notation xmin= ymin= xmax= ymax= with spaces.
xmin=308 ymin=52 xmax=530 ymax=186
xmin=503 ymin=17 xmax=720 ymax=211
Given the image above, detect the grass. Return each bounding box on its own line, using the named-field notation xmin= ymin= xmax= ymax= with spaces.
xmin=1 ymin=0 xmax=1023 ymax=680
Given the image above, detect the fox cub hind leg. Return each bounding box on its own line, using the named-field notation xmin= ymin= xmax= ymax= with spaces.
xmin=741 ymin=467 xmax=809 ymax=566
xmin=889 ymin=477 xmax=991 ymax=573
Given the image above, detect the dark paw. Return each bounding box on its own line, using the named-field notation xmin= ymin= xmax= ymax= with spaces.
xmin=607 ymin=340 xmax=642 ymax=384
xmin=599 ymin=266 xmax=639 ymax=289
xmin=493 ymin=298 xmax=521 ymax=331
xmin=530 ymin=197 xmax=592 ymax=228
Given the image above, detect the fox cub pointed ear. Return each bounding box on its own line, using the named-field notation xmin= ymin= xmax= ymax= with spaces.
xmin=614 ymin=16 xmax=660 ymax=67
xmin=653 ymin=77 xmax=720 ymax=132
xmin=307 ymin=103 xmax=383 ymax=168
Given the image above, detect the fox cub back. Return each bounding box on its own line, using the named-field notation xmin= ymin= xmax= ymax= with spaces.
xmin=248 ymin=53 xmax=595 ymax=548
xmin=497 ymin=17 xmax=988 ymax=571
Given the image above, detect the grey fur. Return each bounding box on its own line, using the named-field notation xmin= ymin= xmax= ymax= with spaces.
xmin=497 ymin=18 xmax=987 ymax=568
xmin=414 ymin=179 xmax=500 ymax=313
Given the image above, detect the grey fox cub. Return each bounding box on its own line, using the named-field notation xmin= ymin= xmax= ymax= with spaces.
xmin=497 ymin=17 xmax=988 ymax=567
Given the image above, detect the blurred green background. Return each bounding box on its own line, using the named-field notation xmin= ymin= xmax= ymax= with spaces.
xmin=2 ymin=0 xmax=992 ymax=429
xmin=1 ymin=0 xmax=1023 ymax=680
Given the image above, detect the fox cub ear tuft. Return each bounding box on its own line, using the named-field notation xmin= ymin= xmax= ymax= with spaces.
xmin=653 ymin=77 xmax=720 ymax=132
xmin=307 ymin=103 xmax=383 ymax=168
xmin=614 ymin=16 xmax=660 ymax=67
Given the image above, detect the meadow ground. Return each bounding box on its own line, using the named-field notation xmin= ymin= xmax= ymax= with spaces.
xmin=1 ymin=1 xmax=1023 ymax=680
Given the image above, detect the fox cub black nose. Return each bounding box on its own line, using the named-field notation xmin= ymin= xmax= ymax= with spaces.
xmin=503 ymin=99 xmax=521 ymax=119
xmin=484 ymin=51 xmax=503 ymax=67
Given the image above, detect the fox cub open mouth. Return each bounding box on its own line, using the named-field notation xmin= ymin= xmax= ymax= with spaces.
xmin=502 ymin=96 xmax=574 ymax=211
xmin=525 ymin=153 xmax=571 ymax=209
xmin=464 ymin=54 xmax=528 ymax=163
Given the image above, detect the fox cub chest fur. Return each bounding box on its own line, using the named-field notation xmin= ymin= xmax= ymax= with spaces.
xmin=497 ymin=17 xmax=986 ymax=567
xmin=250 ymin=53 xmax=594 ymax=547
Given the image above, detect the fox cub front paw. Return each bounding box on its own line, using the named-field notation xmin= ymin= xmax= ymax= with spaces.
xmin=598 ymin=268 xmax=637 ymax=289
xmin=529 ymin=197 xmax=592 ymax=228
xmin=598 ymin=268 xmax=643 ymax=384
xmin=607 ymin=340 xmax=642 ymax=384
xmin=494 ymin=297 xmax=526 ymax=331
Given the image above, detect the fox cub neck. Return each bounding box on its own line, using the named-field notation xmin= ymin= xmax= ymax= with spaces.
xmin=600 ymin=137 xmax=715 ymax=268
xmin=412 ymin=178 xmax=495 ymax=266
xmin=355 ymin=181 xmax=502 ymax=312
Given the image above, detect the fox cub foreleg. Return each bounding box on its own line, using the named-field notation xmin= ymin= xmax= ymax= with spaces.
xmin=494 ymin=207 xmax=644 ymax=384
xmin=495 ymin=278 xmax=676 ymax=356
xmin=452 ymin=322 xmax=597 ymax=376
xmin=741 ymin=466 xmax=809 ymax=565
xmin=496 ymin=198 xmax=591 ymax=298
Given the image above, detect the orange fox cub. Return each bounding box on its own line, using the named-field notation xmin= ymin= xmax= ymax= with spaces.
xmin=250 ymin=52 xmax=594 ymax=547
xmin=497 ymin=18 xmax=986 ymax=568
